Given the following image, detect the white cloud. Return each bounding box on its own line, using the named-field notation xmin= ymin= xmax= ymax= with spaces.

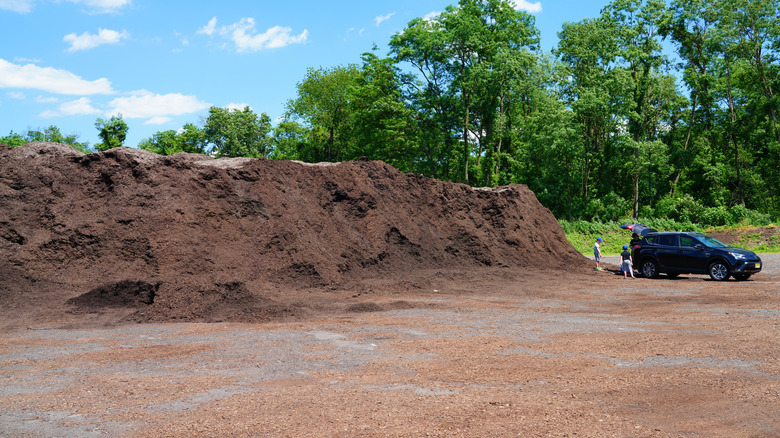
xmin=144 ymin=116 xmax=172 ymax=125
xmin=174 ymin=30 xmax=189 ymax=46
xmin=13 ymin=56 xmax=42 ymax=64
xmin=64 ymin=28 xmax=129 ymax=52
xmin=512 ymin=0 xmax=542 ymax=14
xmin=423 ymin=11 xmax=441 ymax=22
xmin=197 ymin=16 xmax=218 ymax=36
xmin=0 ymin=0 xmax=34 ymax=13
xmin=106 ymin=90 xmax=210 ymax=120
xmin=64 ymin=0 xmax=131 ymax=14
xmin=60 ymin=96 xmax=101 ymax=114
xmin=0 ymin=58 xmax=114 ymax=95
xmin=203 ymin=17 xmax=308 ymax=52
xmin=36 ymin=95 xmax=59 ymax=103
xmin=225 ymin=102 xmax=250 ymax=111
xmin=1 ymin=0 xmax=130 ymax=13
xmin=8 ymin=91 xmax=25 ymax=99
xmin=41 ymin=97 xmax=102 ymax=117
xmin=227 ymin=19 xmax=309 ymax=52
xmin=375 ymin=12 xmax=395 ymax=26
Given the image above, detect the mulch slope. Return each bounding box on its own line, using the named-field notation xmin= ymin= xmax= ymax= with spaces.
xmin=0 ymin=142 xmax=589 ymax=325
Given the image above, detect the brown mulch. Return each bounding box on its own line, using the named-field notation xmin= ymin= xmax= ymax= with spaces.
xmin=0 ymin=142 xmax=588 ymax=329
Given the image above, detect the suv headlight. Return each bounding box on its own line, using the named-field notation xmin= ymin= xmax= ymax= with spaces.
xmin=729 ymin=251 xmax=748 ymax=260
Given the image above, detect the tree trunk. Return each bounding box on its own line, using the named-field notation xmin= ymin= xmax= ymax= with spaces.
xmin=463 ymin=94 xmax=470 ymax=183
xmin=327 ymin=126 xmax=334 ymax=161
xmin=725 ymin=72 xmax=745 ymax=206
xmin=670 ymin=94 xmax=698 ymax=197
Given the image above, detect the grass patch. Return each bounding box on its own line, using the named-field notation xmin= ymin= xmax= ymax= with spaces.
xmin=560 ymin=220 xmax=780 ymax=255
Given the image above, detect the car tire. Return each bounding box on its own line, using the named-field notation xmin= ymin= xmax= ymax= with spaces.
xmin=733 ymin=273 xmax=752 ymax=281
xmin=708 ymin=261 xmax=731 ymax=281
xmin=641 ymin=259 xmax=659 ymax=279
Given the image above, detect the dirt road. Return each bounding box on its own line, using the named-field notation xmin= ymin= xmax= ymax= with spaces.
xmin=1 ymin=255 xmax=779 ymax=437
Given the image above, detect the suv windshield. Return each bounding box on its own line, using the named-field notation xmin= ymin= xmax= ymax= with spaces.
xmin=697 ymin=234 xmax=729 ymax=248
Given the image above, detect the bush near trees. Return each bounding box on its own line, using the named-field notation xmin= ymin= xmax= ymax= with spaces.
xmin=0 ymin=126 xmax=89 ymax=152
xmin=94 ymin=115 xmax=128 ymax=152
xmin=4 ymin=0 xmax=779 ymax=226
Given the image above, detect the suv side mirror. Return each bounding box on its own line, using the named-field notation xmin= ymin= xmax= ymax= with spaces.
xmin=693 ymin=244 xmax=703 ymax=250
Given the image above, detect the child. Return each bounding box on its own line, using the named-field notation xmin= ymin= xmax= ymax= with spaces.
xmin=594 ymin=237 xmax=603 ymax=270
xmin=621 ymin=244 xmax=635 ymax=278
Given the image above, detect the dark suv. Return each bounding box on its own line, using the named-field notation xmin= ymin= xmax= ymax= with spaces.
xmin=634 ymin=231 xmax=762 ymax=281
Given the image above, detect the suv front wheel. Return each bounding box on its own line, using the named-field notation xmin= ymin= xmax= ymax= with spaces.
xmin=641 ymin=259 xmax=659 ymax=278
xmin=708 ymin=261 xmax=731 ymax=281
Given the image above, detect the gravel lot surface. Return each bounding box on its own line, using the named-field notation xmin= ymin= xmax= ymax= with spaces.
xmin=1 ymin=254 xmax=779 ymax=437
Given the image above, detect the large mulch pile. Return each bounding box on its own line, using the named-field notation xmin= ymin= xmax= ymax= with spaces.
xmin=0 ymin=142 xmax=589 ymax=327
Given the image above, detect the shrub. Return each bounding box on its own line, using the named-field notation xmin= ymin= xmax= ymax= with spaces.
xmin=584 ymin=193 xmax=630 ymax=222
xmin=700 ymin=206 xmax=730 ymax=227
xmin=654 ymin=194 xmax=704 ymax=223
xmin=729 ymin=205 xmax=772 ymax=226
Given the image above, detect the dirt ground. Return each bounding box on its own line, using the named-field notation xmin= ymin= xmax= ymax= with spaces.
xmin=1 ymin=143 xmax=779 ymax=436
xmin=1 ymin=258 xmax=779 ymax=437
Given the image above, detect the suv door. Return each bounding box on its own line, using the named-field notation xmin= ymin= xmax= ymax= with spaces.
xmin=677 ymin=234 xmax=708 ymax=272
xmin=655 ymin=234 xmax=679 ymax=269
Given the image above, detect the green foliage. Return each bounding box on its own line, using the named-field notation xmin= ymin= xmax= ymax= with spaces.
xmin=654 ymin=194 xmax=704 ymax=223
xmin=0 ymin=131 xmax=26 ymax=147
xmin=95 ymin=115 xmax=128 ymax=151
xmin=139 ymin=123 xmax=206 ymax=156
xmin=284 ymin=65 xmax=361 ymax=161
xmin=1 ymin=126 xmax=90 ymax=152
xmin=204 ymin=106 xmax=273 ymax=158
xmin=269 ymin=120 xmax=309 ymax=160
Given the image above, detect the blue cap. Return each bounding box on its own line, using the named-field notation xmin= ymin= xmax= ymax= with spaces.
xmin=596 ymin=237 xmax=603 ymax=242
xmin=623 ymin=244 xmax=628 ymax=250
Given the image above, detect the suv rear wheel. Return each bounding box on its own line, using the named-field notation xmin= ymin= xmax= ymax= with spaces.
xmin=641 ymin=259 xmax=659 ymax=278
xmin=708 ymin=261 xmax=731 ymax=281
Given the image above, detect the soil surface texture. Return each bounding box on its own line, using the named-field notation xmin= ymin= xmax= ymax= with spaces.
xmin=1 ymin=143 xmax=778 ymax=437
xmin=0 ymin=142 xmax=584 ymax=329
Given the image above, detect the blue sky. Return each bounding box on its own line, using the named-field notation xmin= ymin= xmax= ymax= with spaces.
xmin=0 ymin=0 xmax=607 ymax=149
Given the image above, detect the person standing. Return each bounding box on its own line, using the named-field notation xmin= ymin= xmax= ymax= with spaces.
xmin=629 ymin=232 xmax=641 ymax=262
xmin=594 ymin=237 xmax=604 ymax=270
xmin=621 ymin=244 xmax=635 ymax=278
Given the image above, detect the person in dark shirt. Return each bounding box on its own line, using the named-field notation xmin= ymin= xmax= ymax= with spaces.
xmin=621 ymin=244 xmax=635 ymax=279
xmin=629 ymin=233 xmax=641 ymax=264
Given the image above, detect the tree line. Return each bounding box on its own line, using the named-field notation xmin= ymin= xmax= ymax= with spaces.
xmin=3 ymin=0 xmax=778 ymax=225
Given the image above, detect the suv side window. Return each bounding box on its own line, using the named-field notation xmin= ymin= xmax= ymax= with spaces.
xmin=657 ymin=234 xmax=678 ymax=246
xmin=679 ymin=235 xmax=697 ymax=247
xmin=644 ymin=235 xmax=656 ymax=244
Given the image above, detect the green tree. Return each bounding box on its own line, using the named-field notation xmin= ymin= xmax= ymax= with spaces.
xmin=659 ymin=0 xmax=720 ymax=198
xmin=203 ymin=106 xmax=273 ymax=158
xmin=178 ymin=123 xmax=208 ymax=154
xmin=716 ymin=0 xmax=780 ymax=212
xmin=95 ymin=115 xmax=128 ymax=151
xmin=270 ymin=120 xmax=310 ymax=160
xmin=344 ymin=51 xmax=419 ymax=172
xmin=389 ymin=16 xmax=459 ymax=180
xmin=555 ymin=17 xmax=622 ymax=212
xmin=441 ymin=0 xmax=539 ymax=183
xmin=285 ymin=65 xmax=361 ymax=161
xmin=0 ymin=131 xmax=26 ymax=147
xmin=139 ymin=123 xmax=206 ymax=156
xmin=602 ymin=0 xmax=676 ymax=219
xmin=391 ymin=0 xmax=540 ymax=183
xmin=1 ymin=126 xmax=89 ymax=152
